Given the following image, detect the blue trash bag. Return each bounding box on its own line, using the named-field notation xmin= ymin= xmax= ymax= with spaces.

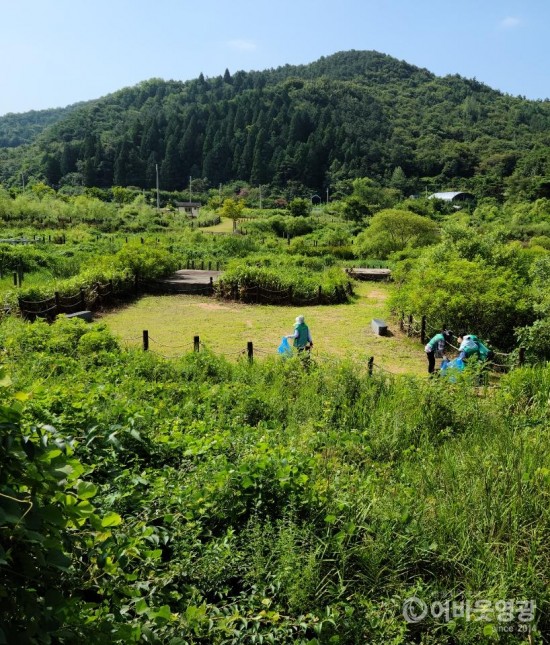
xmin=277 ymin=336 xmax=292 ymax=356
xmin=441 ymin=357 xmax=465 ymax=372
xmin=440 ymin=356 xmax=465 ymax=382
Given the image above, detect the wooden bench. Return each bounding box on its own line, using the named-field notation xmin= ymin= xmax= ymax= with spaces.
xmin=371 ymin=318 xmax=388 ymax=336
xmin=347 ymin=268 xmax=392 ymax=281
xmin=65 ymin=310 xmax=93 ymax=322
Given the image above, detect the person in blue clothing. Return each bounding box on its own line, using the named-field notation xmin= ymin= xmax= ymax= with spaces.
xmin=424 ymin=329 xmax=453 ymax=374
xmin=286 ymin=315 xmax=313 ymax=352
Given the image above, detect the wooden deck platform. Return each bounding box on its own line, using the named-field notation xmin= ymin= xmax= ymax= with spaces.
xmin=346 ymin=268 xmax=391 ymax=281
xmin=161 ymin=269 xmax=221 ymax=285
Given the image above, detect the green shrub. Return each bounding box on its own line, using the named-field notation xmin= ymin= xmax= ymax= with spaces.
xmin=78 ymin=328 xmax=120 ymax=355
xmin=114 ymin=244 xmax=178 ymax=279
xmin=217 ymin=264 xmax=352 ymax=303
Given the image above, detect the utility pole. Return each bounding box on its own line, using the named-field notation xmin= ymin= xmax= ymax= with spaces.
xmin=189 ymin=176 xmax=192 ymax=204
xmin=155 ymin=164 xmax=160 ymax=210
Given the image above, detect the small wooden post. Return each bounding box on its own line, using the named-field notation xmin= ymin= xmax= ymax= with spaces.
xmin=209 ymin=276 xmax=214 ymax=293
xmin=194 ymin=335 xmax=200 ymax=352
xmin=142 ymin=330 xmax=149 ymax=351
xmin=80 ymin=287 xmax=86 ymax=309
xmin=13 ymin=272 xmax=18 ymax=286
xmin=368 ymin=356 xmax=374 ymax=376
xmin=518 ymin=347 xmax=526 ymax=367
xmin=208 ymin=261 xmax=212 ymax=271
xmin=400 ymin=313 xmax=405 ymax=332
xmin=216 ymin=260 xmax=220 ymax=271
xmin=201 ymin=259 xmax=204 ymax=270
xmin=421 ymin=316 xmax=427 ymax=344
xmin=407 ymin=314 xmax=413 ymax=336
xmin=247 ymin=341 xmax=254 ymax=364
xmin=191 ymin=259 xmax=195 ymax=269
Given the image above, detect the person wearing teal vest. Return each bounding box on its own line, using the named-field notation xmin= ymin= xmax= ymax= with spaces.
xmin=458 ymin=334 xmax=492 ymax=361
xmin=286 ymin=315 xmax=313 ymax=351
xmin=424 ymin=329 xmax=452 ymax=374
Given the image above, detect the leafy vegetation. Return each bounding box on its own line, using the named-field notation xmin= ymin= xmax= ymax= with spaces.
xmin=0 ymin=314 xmax=547 ymax=643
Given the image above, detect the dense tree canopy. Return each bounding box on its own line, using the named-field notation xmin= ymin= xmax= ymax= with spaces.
xmin=0 ymin=51 xmax=548 ymax=200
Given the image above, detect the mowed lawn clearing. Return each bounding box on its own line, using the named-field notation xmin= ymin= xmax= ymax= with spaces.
xmin=199 ymin=216 xmax=235 ymax=233
xmin=99 ymin=282 xmax=427 ymax=374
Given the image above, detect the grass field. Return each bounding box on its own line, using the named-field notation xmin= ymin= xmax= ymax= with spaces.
xmin=99 ymin=281 xmax=428 ymax=375
xmin=199 ymin=216 xmax=235 ymax=233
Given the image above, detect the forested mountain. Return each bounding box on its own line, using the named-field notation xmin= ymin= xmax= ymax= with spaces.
xmin=1 ymin=50 xmax=549 ymax=199
xmin=0 ymin=104 xmax=86 ymax=147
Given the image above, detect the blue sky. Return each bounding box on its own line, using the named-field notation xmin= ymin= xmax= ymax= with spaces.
xmin=0 ymin=0 xmax=548 ymax=116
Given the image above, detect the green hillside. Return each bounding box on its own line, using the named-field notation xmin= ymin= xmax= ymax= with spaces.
xmin=1 ymin=50 xmax=549 ymax=200
xmin=0 ymin=104 xmax=85 ymax=147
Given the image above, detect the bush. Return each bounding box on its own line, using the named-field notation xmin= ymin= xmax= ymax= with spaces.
xmin=515 ymin=318 xmax=550 ymax=362
xmin=390 ymin=243 xmax=536 ymax=350
xmin=78 ymin=328 xmax=120 ymax=355
xmin=217 ymin=264 xmax=352 ymax=303
xmin=356 ymin=209 xmax=439 ymax=259
xmin=115 ymin=244 xmax=178 ymax=279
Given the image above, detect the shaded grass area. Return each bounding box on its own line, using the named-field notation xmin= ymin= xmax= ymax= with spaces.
xmin=100 ymin=281 xmax=427 ymax=374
